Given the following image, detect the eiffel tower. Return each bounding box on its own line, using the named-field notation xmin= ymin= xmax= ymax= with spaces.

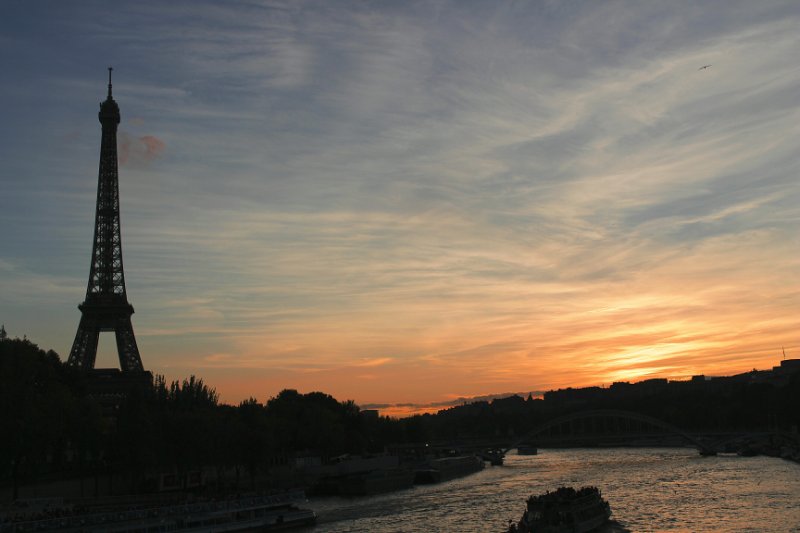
xmin=68 ymin=68 xmax=145 ymax=373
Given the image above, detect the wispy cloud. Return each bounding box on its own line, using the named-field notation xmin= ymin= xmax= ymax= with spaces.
xmin=1 ymin=1 xmax=799 ymax=407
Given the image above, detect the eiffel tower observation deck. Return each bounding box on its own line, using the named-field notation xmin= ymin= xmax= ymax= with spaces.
xmin=68 ymin=68 xmax=148 ymax=380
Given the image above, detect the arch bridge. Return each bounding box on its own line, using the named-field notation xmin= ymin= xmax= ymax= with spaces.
xmin=504 ymin=409 xmax=716 ymax=455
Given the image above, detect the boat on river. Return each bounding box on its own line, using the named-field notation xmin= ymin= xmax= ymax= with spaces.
xmin=506 ymin=486 xmax=611 ymax=533
xmin=1 ymin=492 xmax=316 ymax=532
xmin=311 ymin=454 xmax=415 ymax=496
xmin=481 ymin=449 xmax=505 ymax=466
xmin=414 ymin=455 xmax=485 ymax=484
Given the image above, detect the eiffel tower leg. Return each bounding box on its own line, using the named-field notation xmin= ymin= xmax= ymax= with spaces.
xmin=68 ymin=317 xmax=100 ymax=370
xmin=115 ymin=317 xmax=144 ymax=372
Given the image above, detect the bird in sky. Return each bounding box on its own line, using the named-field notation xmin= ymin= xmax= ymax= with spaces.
xmin=698 ymin=64 xmax=712 ymax=70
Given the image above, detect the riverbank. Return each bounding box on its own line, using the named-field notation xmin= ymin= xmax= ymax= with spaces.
xmin=726 ymin=433 xmax=800 ymax=464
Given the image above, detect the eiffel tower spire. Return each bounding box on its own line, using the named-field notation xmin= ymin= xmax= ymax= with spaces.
xmin=68 ymin=68 xmax=145 ymax=372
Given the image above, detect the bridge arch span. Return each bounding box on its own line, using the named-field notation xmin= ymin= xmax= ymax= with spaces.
xmin=505 ymin=409 xmax=713 ymax=454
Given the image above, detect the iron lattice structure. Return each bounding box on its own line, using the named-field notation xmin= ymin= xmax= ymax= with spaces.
xmin=68 ymin=69 xmax=144 ymax=372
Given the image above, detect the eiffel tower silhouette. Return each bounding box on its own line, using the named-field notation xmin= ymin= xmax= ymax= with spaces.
xmin=68 ymin=68 xmax=145 ymax=373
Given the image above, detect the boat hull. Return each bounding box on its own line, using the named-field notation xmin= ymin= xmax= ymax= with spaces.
xmin=414 ymin=455 xmax=485 ymax=484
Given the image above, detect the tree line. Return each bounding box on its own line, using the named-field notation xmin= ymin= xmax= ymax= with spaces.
xmin=2 ymin=333 xmax=799 ymax=497
xmin=0 ymin=335 xmax=409 ymax=497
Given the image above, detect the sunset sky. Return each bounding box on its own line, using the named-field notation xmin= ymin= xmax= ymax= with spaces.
xmin=1 ymin=1 xmax=799 ymax=416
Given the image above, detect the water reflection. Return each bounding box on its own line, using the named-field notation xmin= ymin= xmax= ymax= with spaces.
xmin=308 ymin=448 xmax=800 ymax=532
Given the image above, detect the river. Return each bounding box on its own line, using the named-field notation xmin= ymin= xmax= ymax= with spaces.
xmin=304 ymin=448 xmax=800 ymax=532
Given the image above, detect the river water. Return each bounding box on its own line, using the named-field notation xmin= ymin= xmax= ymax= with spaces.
xmin=305 ymin=448 xmax=800 ymax=532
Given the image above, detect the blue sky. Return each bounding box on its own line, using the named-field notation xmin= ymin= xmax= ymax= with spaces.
xmin=1 ymin=1 xmax=799 ymax=413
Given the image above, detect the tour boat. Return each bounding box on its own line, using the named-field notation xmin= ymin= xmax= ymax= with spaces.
xmin=507 ymin=486 xmax=611 ymax=533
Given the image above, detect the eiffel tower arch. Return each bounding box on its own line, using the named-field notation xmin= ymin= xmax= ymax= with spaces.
xmin=68 ymin=68 xmax=147 ymax=376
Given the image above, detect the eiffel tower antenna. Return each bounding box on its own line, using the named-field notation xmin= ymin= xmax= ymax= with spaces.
xmin=68 ymin=68 xmax=145 ymax=373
